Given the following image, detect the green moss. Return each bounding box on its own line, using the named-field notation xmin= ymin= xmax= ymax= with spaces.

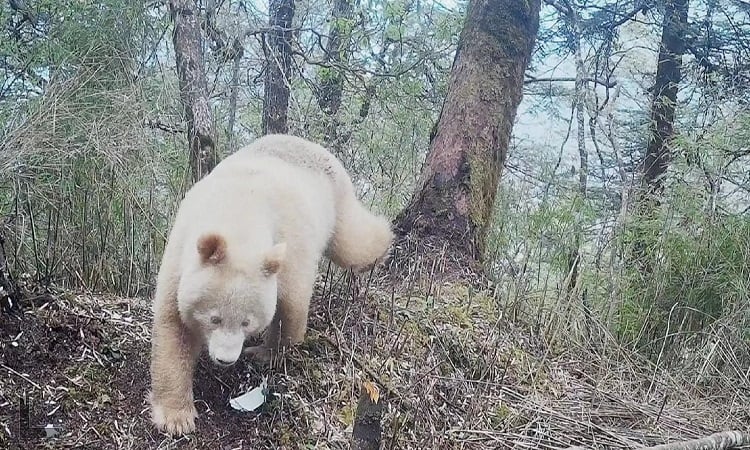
xmin=466 ymin=143 xmax=500 ymax=255
xmin=489 ymin=403 xmax=512 ymax=427
xmin=64 ymin=361 xmax=111 ymax=384
xmin=444 ymin=304 xmax=474 ymax=329
xmin=337 ymin=404 xmax=356 ymax=426
xmin=317 ymin=66 xmax=335 ymax=83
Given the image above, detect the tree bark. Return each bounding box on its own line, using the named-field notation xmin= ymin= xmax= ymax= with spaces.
xmin=227 ymin=39 xmax=244 ymax=152
xmin=640 ymin=0 xmax=688 ymax=198
xmin=262 ymin=0 xmax=295 ymax=135
xmin=317 ymin=0 xmax=354 ymax=117
xmin=316 ymin=0 xmax=355 ymax=152
xmin=170 ymin=0 xmax=217 ymax=183
xmin=393 ymin=0 xmax=541 ymax=272
xmin=351 ymin=382 xmax=383 ymax=450
xmin=632 ymin=0 xmax=688 ymax=271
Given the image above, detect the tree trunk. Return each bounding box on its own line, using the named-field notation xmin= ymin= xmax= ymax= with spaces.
xmin=641 ymin=0 xmax=688 ymax=198
xmin=227 ymin=39 xmax=244 ymax=152
xmin=262 ymin=0 xmax=295 ymax=135
xmin=351 ymin=381 xmax=383 ymax=450
xmin=554 ymin=0 xmax=588 ymax=299
xmin=393 ymin=0 xmax=541 ymax=272
xmin=317 ymin=0 xmax=353 ymax=117
xmin=170 ymin=0 xmax=217 ymax=183
xmin=632 ymin=0 xmax=688 ymax=271
xmin=316 ymin=0 xmax=355 ymax=152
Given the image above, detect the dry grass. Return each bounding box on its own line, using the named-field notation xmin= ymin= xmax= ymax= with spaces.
xmin=1 ymin=261 xmax=748 ymax=450
xmin=0 ymin=62 xmax=185 ymax=296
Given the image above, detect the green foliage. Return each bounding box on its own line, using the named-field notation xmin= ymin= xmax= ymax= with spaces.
xmin=2 ymin=0 xmax=144 ymax=83
xmin=0 ymin=1 xmax=177 ymax=295
xmin=331 ymin=16 xmax=355 ymax=37
xmin=383 ymin=0 xmax=407 ymax=20
xmin=1 ymin=70 xmax=182 ymax=295
xmin=616 ymin=173 xmax=750 ymax=356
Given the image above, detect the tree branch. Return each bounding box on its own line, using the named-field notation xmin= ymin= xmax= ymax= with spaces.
xmin=643 ymin=431 xmax=750 ymax=450
xmin=143 ymin=118 xmax=184 ymax=134
xmin=525 ymin=75 xmax=617 ymax=88
xmin=565 ymin=431 xmax=750 ymax=450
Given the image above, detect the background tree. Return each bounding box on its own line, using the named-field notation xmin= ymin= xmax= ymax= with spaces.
xmin=315 ymin=0 xmax=355 ymax=149
xmin=316 ymin=0 xmax=354 ymax=118
xmin=629 ymin=0 xmax=689 ymax=273
xmin=262 ymin=0 xmax=296 ymax=134
xmin=640 ymin=0 xmax=689 ymax=200
xmin=170 ymin=0 xmax=218 ymax=182
xmin=394 ymin=0 xmax=542 ymax=274
xmin=541 ymin=0 xmax=593 ymax=300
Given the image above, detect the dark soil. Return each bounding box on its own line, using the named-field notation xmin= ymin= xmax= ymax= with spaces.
xmin=0 ymin=289 xmax=355 ymax=450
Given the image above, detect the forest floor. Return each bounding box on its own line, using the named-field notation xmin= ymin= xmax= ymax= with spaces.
xmin=1 ymin=267 xmax=748 ymax=450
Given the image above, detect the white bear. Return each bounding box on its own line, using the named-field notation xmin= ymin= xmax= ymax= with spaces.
xmin=148 ymin=134 xmax=393 ymax=435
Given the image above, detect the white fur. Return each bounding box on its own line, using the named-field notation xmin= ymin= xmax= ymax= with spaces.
xmin=148 ymin=134 xmax=394 ymax=435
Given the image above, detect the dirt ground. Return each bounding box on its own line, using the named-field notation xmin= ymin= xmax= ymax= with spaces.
xmin=1 ymin=271 xmax=748 ymax=449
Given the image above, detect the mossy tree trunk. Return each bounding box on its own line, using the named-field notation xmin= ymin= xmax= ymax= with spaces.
xmin=393 ymin=0 xmax=541 ymax=272
xmin=170 ymin=0 xmax=217 ymax=183
xmin=262 ymin=0 xmax=295 ymax=135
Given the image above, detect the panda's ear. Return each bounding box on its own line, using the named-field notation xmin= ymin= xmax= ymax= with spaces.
xmin=197 ymin=234 xmax=227 ymax=265
xmin=262 ymin=242 xmax=287 ymax=276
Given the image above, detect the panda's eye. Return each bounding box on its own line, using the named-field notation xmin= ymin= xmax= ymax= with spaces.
xmin=241 ymin=320 xmax=249 ymax=327
xmin=211 ymin=316 xmax=222 ymax=325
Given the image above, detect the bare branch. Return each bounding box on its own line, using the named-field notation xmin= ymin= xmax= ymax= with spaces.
xmin=525 ymin=75 xmax=617 ymax=88
xmin=143 ymin=118 xmax=184 ymax=134
xmin=641 ymin=430 xmax=750 ymax=450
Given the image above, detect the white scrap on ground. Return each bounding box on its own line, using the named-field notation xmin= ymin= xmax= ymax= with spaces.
xmin=44 ymin=423 xmax=60 ymax=438
xmin=229 ymin=376 xmax=268 ymax=412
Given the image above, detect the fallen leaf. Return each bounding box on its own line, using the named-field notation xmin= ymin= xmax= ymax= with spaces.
xmin=363 ymin=381 xmax=379 ymax=404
